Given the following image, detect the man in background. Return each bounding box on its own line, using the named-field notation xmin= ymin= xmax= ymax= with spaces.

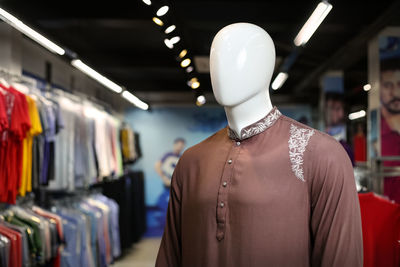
xmin=154 ymin=138 xmax=186 ymax=225
xmin=380 ymin=57 xmax=400 ymax=203
xmin=155 ymin=138 xmax=186 ymax=188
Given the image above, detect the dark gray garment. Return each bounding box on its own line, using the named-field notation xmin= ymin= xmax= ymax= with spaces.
xmin=1 ymin=221 xmax=30 ymax=267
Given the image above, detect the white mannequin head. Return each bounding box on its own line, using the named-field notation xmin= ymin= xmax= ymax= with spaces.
xmin=210 ymin=23 xmax=275 ymax=107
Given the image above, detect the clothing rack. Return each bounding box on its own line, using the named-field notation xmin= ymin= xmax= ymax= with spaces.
xmin=368 ymin=156 xmax=400 ymax=194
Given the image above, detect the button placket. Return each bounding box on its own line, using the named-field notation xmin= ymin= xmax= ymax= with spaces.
xmin=215 ymin=140 xmax=242 ymax=241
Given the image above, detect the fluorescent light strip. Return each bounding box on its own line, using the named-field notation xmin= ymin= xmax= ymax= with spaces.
xmin=271 ymin=72 xmax=288 ymax=90
xmin=71 ymin=59 xmax=123 ymax=93
xmin=349 ymin=110 xmax=366 ymax=120
xmin=122 ymin=90 xmax=149 ymax=110
xmin=0 ymin=7 xmax=65 ymax=55
xmin=294 ymin=1 xmax=332 ymax=46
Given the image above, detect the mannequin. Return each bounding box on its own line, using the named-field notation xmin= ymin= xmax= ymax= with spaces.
xmin=210 ymin=23 xmax=274 ymax=136
xmin=156 ymin=23 xmax=363 ymax=267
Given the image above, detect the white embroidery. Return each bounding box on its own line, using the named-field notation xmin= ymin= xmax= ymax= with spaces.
xmin=241 ymin=109 xmax=282 ymax=139
xmin=288 ymin=124 xmax=314 ymax=182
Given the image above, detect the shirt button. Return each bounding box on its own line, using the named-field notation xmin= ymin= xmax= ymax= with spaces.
xmin=222 ymin=181 xmax=228 ymax=187
xmin=228 ymin=159 xmax=232 ymax=164
xmin=236 ymin=141 xmax=241 ymax=146
xmin=220 ymin=202 xmax=225 ymax=208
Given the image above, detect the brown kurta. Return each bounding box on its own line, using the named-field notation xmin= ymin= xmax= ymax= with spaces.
xmin=156 ymin=107 xmax=363 ymax=267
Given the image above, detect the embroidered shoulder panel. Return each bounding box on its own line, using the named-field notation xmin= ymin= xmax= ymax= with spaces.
xmin=288 ymin=124 xmax=314 ymax=182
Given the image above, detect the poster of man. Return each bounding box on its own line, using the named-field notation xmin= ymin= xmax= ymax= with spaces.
xmin=154 ymin=138 xmax=186 ymax=226
xmin=325 ymin=93 xmax=346 ymax=141
xmin=379 ymin=36 xmax=400 ymax=203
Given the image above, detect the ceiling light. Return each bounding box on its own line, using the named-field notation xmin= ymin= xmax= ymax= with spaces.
xmin=192 ymin=81 xmax=200 ymax=89
xmin=181 ymin=58 xmax=191 ymax=68
xmin=152 ymin=17 xmax=164 ymax=26
xmin=185 ymin=66 xmax=194 ymax=73
xmin=142 ymin=0 xmax=151 ymax=5
xmin=188 ymin=77 xmax=200 ymax=89
xmin=363 ymin=84 xmax=371 ymax=91
xmin=164 ymin=39 xmax=174 ymax=49
xmin=179 ymin=49 xmax=187 ymax=58
xmin=196 ymin=95 xmax=206 ymax=106
xmin=170 ymin=36 xmax=180 ymax=44
xmin=0 ymin=7 xmax=65 ymax=55
xmin=165 ymin=25 xmax=176 ymax=34
xmin=156 ymin=6 xmax=169 ymax=16
xmin=71 ymin=59 xmax=122 ymax=93
xmin=122 ymin=90 xmax=149 ymax=110
xmin=294 ymin=1 xmax=333 ymax=46
xmin=271 ymin=72 xmax=288 ymax=90
xmin=349 ymin=110 xmax=366 ymax=120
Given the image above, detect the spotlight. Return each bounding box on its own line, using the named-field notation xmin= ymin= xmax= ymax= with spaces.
xmin=192 ymin=81 xmax=200 ymax=89
xmin=164 ymin=39 xmax=174 ymax=49
xmin=165 ymin=25 xmax=176 ymax=34
xmin=152 ymin=17 xmax=164 ymax=26
xmin=185 ymin=66 xmax=194 ymax=73
xmin=156 ymin=6 xmax=169 ymax=16
xmin=181 ymin=58 xmax=191 ymax=68
xmin=196 ymin=95 xmax=206 ymax=106
xmin=187 ymin=77 xmax=200 ymax=89
xmin=170 ymin=36 xmax=180 ymax=44
xmin=179 ymin=49 xmax=187 ymax=58
xmin=142 ymin=0 xmax=151 ymax=5
xmin=363 ymin=84 xmax=371 ymax=91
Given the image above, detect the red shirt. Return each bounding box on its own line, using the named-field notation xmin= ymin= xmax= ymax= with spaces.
xmin=0 ymin=84 xmax=31 ymax=204
xmin=0 ymin=93 xmax=8 ymax=131
xmin=358 ymin=193 xmax=400 ymax=267
xmin=353 ymin=134 xmax=366 ymax=162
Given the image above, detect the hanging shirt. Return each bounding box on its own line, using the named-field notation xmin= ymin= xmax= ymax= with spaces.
xmin=0 ymin=92 xmax=8 ymax=132
xmin=353 ymin=133 xmax=367 ymax=162
xmin=358 ymin=192 xmax=400 ymax=267
xmin=20 ymin=95 xmax=43 ymax=196
xmin=0 ymin=84 xmax=31 ymax=203
xmin=156 ymin=107 xmax=363 ymax=267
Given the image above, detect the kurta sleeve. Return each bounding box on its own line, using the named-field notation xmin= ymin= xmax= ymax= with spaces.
xmin=155 ymin=160 xmax=183 ymax=267
xmin=309 ymin=138 xmax=363 ymax=267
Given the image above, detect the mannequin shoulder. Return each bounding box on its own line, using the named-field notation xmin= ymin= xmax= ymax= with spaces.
xmin=179 ymin=127 xmax=228 ymax=163
xmin=280 ymin=115 xmax=345 ymax=160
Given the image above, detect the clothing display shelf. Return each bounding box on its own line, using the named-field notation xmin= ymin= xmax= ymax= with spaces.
xmin=368 ymin=156 xmax=400 ymax=194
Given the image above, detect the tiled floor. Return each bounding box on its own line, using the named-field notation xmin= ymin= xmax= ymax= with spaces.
xmin=113 ymin=238 xmax=161 ymax=267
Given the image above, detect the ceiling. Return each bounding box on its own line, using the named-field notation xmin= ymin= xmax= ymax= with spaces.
xmin=0 ymin=0 xmax=400 ymax=107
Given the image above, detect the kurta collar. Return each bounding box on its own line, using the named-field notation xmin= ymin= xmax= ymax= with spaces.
xmin=227 ymin=106 xmax=282 ymax=140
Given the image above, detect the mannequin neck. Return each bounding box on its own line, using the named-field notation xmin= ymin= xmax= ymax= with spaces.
xmin=224 ymin=90 xmax=273 ymax=137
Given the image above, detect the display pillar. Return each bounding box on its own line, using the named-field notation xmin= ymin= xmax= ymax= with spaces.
xmin=368 ymin=27 xmax=400 ymax=198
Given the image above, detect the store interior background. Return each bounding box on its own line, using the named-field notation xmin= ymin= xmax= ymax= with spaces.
xmin=1 ymin=0 xmax=400 ymax=266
